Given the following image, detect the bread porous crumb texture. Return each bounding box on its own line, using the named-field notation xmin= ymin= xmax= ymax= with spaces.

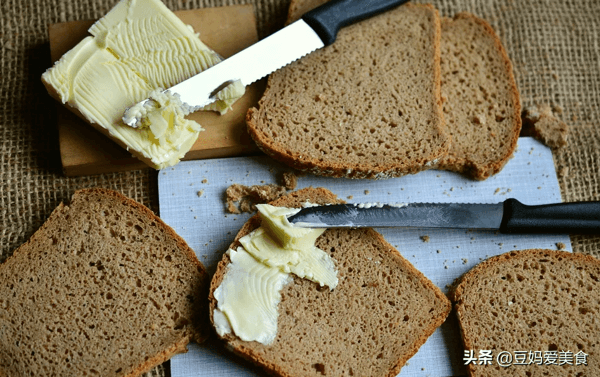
xmin=247 ymin=4 xmax=449 ymax=179
xmin=451 ymin=249 xmax=600 ymax=376
xmin=0 ymin=188 xmax=209 ymax=377
xmin=438 ymin=13 xmax=521 ymax=180
xmin=210 ymin=188 xmax=451 ymax=377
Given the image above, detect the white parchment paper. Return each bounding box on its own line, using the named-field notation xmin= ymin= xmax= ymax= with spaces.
xmin=159 ymin=137 xmax=571 ymax=377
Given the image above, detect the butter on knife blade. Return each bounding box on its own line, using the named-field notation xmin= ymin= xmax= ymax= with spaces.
xmin=123 ymin=0 xmax=411 ymax=127
xmin=286 ymin=199 xmax=600 ymax=234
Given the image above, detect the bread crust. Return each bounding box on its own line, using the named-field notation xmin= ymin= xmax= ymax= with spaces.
xmin=246 ymin=3 xmax=449 ymax=180
xmin=0 ymin=188 xmax=210 ymax=377
xmin=209 ymin=187 xmax=451 ymax=377
xmin=437 ymin=12 xmax=522 ymax=180
xmin=451 ymin=249 xmax=600 ymax=376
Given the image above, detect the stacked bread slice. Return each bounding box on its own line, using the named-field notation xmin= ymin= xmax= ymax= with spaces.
xmin=209 ymin=187 xmax=451 ymax=377
xmin=0 ymin=189 xmax=210 ymax=377
xmin=247 ymin=0 xmax=521 ymax=180
xmin=247 ymin=3 xmax=449 ymax=179
xmin=438 ymin=13 xmax=521 ymax=179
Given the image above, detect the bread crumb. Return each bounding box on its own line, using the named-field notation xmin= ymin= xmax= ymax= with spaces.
xmin=225 ymin=183 xmax=287 ymax=213
xmin=462 ymin=258 xmax=468 ymax=264
xmin=364 ymin=190 xmax=370 ymax=195
xmin=494 ymin=188 xmax=500 ymax=194
xmin=280 ymin=171 xmax=298 ymax=190
xmin=420 ymin=235 xmax=430 ymax=243
xmin=197 ymin=190 xmax=204 ymax=197
xmin=347 ymin=195 xmax=354 ymax=200
xmin=201 ymin=178 xmax=208 ymax=184
xmin=522 ymin=104 xmax=569 ymax=149
xmin=556 ymin=242 xmax=566 ymax=250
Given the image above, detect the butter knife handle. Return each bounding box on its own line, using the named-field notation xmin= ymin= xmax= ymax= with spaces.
xmin=303 ymin=0 xmax=410 ymax=46
xmin=500 ymin=199 xmax=600 ymax=234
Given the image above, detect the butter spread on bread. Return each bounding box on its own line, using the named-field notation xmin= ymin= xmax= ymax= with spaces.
xmin=42 ymin=0 xmax=244 ymax=169
xmin=209 ymin=188 xmax=451 ymax=377
xmin=213 ymin=203 xmax=337 ymax=345
xmin=213 ymin=247 xmax=293 ymax=344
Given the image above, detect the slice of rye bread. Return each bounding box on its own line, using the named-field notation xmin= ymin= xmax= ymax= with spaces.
xmin=437 ymin=13 xmax=521 ymax=180
xmin=209 ymin=187 xmax=451 ymax=377
xmin=450 ymin=249 xmax=600 ymax=376
xmin=246 ymin=3 xmax=449 ymax=179
xmin=0 ymin=188 xmax=210 ymax=377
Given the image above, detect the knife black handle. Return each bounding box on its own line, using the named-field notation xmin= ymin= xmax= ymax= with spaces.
xmin=500 ymin=199 xmax=600 ymax=234
xmin=302 ymin=0 xmax=410 ymax=46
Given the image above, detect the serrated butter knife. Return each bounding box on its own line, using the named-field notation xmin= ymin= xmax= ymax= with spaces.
xmin=287 ymin=199 xmax=600 ymax=234
xmin=123 ymin=0 xmax=409 ymax=126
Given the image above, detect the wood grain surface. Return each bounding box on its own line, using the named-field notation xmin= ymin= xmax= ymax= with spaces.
xmin=48 ymin=5 xmax=263 ymax=176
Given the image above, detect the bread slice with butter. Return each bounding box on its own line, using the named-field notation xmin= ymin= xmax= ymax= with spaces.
xmin=0 ymin=188 xmax=210 ymax=377
xmin=209 ymin=187 xmax=451 ymax=377
xmin=451 ymin=249 xmax=600 ymax=376
xmin=246 ymin=3 xmax=449 ymax=179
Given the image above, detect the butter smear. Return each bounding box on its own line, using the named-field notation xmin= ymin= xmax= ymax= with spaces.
xmin=42 ymin=0 xmax=245 ymax=169
xmin=213 ymin=204 xmax=338 ymax=345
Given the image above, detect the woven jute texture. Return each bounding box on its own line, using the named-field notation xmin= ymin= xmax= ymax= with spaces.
xmin=1 ymin=0 xmax=599 ymax=376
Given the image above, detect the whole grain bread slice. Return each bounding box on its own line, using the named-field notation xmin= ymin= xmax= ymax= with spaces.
xmin=209 ymin=187 xmax=451 ymax=377
xmin=0 ymin=188 xmax=209 ymax=377
xmin=450 ymin=249 xmax=600 ymax=376
xmin=437 ymin=13 xmax=521 ymax=180
xmin=247 ymin=3 xmax=449 ymax=179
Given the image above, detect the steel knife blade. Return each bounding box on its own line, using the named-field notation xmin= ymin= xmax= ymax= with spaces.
xmin=123 ymin=0 xmax=409 ymax=126
xmin=287 ymin=199 xmax=600 ymax=234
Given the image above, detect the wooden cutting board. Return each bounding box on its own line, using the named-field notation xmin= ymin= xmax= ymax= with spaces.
xmin=47 ymin=5 xmax=263 ymax=176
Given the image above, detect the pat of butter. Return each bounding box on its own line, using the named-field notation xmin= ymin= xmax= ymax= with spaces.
xmin=255 ymin=204 xmax=323 ymax=250
xmin=240 ymin=227 xmax=338 ymax=289
xmin=214 ymin=204 xmax=338 ymax=345
xmin=213 ymin=247 xmax=292 ymax=344
xmin=41 ymin=0 xmax=245 ymax=169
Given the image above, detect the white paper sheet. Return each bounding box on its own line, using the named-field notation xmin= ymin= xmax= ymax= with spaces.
xmin=158 ymin=137 xmax=571 ymax=377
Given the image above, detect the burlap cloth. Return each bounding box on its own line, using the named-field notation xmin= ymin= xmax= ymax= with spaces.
xmin=1 ymin=0 xmax=599 ymax=375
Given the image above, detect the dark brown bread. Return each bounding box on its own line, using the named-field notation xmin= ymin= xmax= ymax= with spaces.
xmin=451 ymin=249 xmax=600 ymax=376
xmin=209 ymin=187 xmax=451 ymax=377
xmin=437 ymin=13 xmax=521 ymax=180
xmin=0 ymin=188 xmax=210 ymax=377
xmin=247 ymin=4 xmax=449 ymax=179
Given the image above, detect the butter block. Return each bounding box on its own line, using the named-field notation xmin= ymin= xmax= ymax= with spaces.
xmin=42 ymin=0 xmax=245 ymax=169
